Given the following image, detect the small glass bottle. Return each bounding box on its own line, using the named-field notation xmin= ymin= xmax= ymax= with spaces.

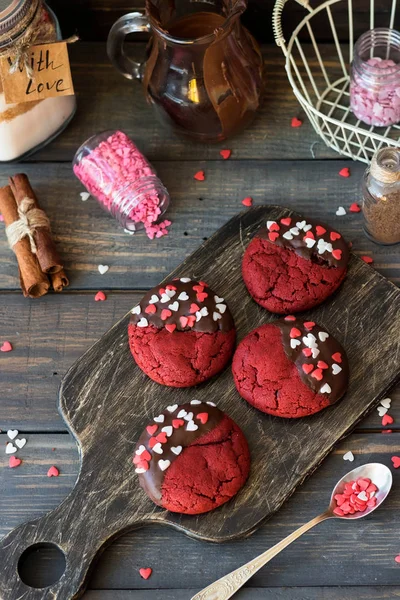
xmin=362 ymin=147 xmax=400 ymax=245
xmin=0 ymin=0 xmax=76 ymax=162
xmin=73 ymin=130 xmax=171 ymax=237
xmin=350 ymin=28 xmax=400 ymax=127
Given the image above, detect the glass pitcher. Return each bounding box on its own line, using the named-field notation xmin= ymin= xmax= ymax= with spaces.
xmin=107 ymin=0 xmax=263 ymax=142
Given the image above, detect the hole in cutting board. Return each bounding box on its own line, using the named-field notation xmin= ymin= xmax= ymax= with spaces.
xmin=18 ymin=543 xmax=66 ymax=588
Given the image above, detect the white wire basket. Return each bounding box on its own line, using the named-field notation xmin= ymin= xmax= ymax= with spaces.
xmin=272 ymin=0 xmax=400 ymax=163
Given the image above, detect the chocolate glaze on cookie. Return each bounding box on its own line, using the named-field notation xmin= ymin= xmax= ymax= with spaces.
xmin=130 ymin=278 xmax=233 ymax=333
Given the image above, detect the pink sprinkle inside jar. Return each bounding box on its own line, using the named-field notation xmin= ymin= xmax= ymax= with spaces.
xmin=73 ymin=130 xmax=171 ymax=238
xmin=350 ymin=28 xmax=400 ymax=127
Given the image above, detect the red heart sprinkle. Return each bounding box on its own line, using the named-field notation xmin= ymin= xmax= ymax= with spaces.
xmin=133 ymin=450 xmax=151 ymax=464
xmin=146 ymin=424 xmax=158 ymax=436
xmin=196 ymin=412 xmax=209 ymax=425
xmin=311 ymin=368 xmax=323 ymax=381
xmin=139 ymin=568 xmax=152 ymax=580
xmin=145 ymin=304 xmax=157 ymax=314
xmin=332 ymin=249 xmax=342 ymax=260
xmin=302 ymin=348 xmax=312 ymax=357
xmin=339 ymin=167 xmax=350 ymax=178
xmin=302 ymin=364 xmax=314 ymax=374
xmin=316 ymin=226 xmax=326 ymax=236
xmin=190 ymin=303 xmax=200 ymax=314
xmin=94 ymin=291 xmax=106 ymax=302
xmin=161 ymin=309 xmax=172 ymax=320
xmin=361 ymin=255 xmax=373 ymax=264
xmin=304 ymin=321 xmax=315 ymax=330
xmin=0 ymin=341 xmax=12 ymax=352
xmin=330 ymin=231 xmax=341 ymax=241
xmin=391 ymin=456 xmax=400 ymax=469
xmin=291 ymin=117 xmax=302 ymax=128
xmin=290 ymin=327 xmax=301 ymax=338
xmin=242 ymin=197 xmax=253 ymax=207
xmin=281 ymin=217 xmax=291 ymax=226
xmin=172 ymin=419 xmax=185 ymax=428
xmin=304 ymin=231 xmax=315 ymax=240
xmin=395 ymin=556 xmax=400 ymax=564
xmin=159 ymin=288 xmax=166 ymax=295
xmin=135 ymin=459 xmax=149 ymax=471
xmin=220 ymin=149 xmax=231 ymax=160
xmin=165 ymin=323 xmax=176 ymax=333
xmin=197 ymin=292 xmax=208 ymax=302
xmin=317 ymin=361 xmax=329 ymax=369
xmin=284 ymin=315 xmax=296 ymax=321
xmin=180 ymin=316 xmax=189 ymax=328
xmin=149 ymin=437 xmax=157 ymax=448
xmin=349 ymin=203 xmax=361 ymax=213
xmin=187 ymin=316 xmax=196 ymax=327
xmin=194 ymin=170 xmax=205 ymax=181
xmin=382 ymin=414 xmax=394 ymax=426
xmin=193 ymin=285 xmax=204 ymax=293
xmin=332 ymin=352 xmax=342 ymax=363
xmin=9 ymin=456 xmax=21 ymax=468
xmin=166 ymin=285 xmax=177 ymax=291
xmin=269 ymin=223 xmax=280 ymax=232
xmin=268 ymin=232 xmax=279 ymax=242
xmin=199 ymin=281 xmax=208 ymax=287
xmin=47 ymin=466 xmax=59 ymax=477
xmin=141 ymin=449 xmax=151 ymax=462
xmin=156 ymin=432 xmax=168 ymax=444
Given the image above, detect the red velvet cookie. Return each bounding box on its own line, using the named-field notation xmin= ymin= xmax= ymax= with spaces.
xmin=129 ymin=278 xmax=235 ymax=387
xmin=242 ymin=215 xmax=349 ymax=313
xmin=232 ymin=317 xmax=349 ymax=418
xmin=134 ymin=400 xmax=250 ymax=514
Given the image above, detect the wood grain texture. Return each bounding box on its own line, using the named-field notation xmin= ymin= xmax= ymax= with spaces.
xmin=82 ymin=591 xmax=400 ymax=600
xmin=2 ymin=433 xmax=400 ymax=590
xmin=1 ymin=206 xmax=398 ymax=600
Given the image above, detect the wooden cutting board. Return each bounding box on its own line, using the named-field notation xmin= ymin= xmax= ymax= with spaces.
xmin=1 ymin=206 xmax=399 ymax=600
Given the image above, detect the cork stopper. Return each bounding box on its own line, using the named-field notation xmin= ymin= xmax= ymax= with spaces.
xmin=370 ymin=147 xmax=400 ymax=185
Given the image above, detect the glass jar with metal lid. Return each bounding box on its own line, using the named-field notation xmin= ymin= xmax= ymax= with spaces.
xmin=0 ymin=0 xmax=76 ymax=162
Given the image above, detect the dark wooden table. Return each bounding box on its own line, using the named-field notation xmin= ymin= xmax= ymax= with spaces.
xmin=1 ymin=34 xmax=400 ymax=599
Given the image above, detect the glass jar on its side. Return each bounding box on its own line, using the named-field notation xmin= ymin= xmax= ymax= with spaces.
xmin=0 ymin=0 xmax=76 ymax=162
xmin=350 ymin=28 xmax=400 ymax=127
xmin=362 ymin=147 xmax=400 ymax=245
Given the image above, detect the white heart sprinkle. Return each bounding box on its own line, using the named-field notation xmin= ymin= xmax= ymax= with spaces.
xmin=343 ymin=451 xmax=354 ymax=462
xmin=169 ymin=301 xmax=179 ymax=312
xmin=317 ymin=239 xmax=328 ymax=254
xmin=290 ymin=227 xmax=300 ymax=236
xmin=303 ymin=334 xmax=317 ymax=349
xmin=216 ymin=304 xmax=226 ymax=314
xmin=186 ymin=420 xmax=198 ymax=432
xmin=282 ymin=231 xmax=293 ymax=240
xmin=98 ymin=264 xmax=109 ymax=275
xmin=381 ymin=398 xmax=391 ymax=409
xmin=153 ymin=443 xmax=163 ymax=455
xmin=136 ymin=445 xmax=146 ymax=455
xmin=267 ymin=221 xmax=277 ymax=230
xmin=124 ymin=228 xmax=135 ymax=235
xmin=184 ymin=412 xmax=194 ymax=421
xmin=135 ymin=467 xmax=147 ymax=473
xmin=177 ymin=409 xmax=187 ymax=418
xmin=296 ymin=221 xmax=306 ymax=230
xmin=180 ymin=277 xmax=191 ymax=283
xmin=167 ymin=404 xmax=178 ymax=413
xmin=80 ymin=192 xmax=90 ymax=201
xmin=318 ymin=332 xmax=329 ymax=342
xmin=131 ymin=305 xmax=141 ymax=315
xmin=214 ymin=296 xmax=224 ymax=303
xmin=290 ymin=339 xmax=301 ymax=349
xmin=137 ymin=318 xmax=148 ymax=328
xmin=149 ymin=295 xmax=159 ymax=304
xmin=190 ymin=400 xmax=201 ymax=405
xmin=196 ymin=307 xmax=208 ymax=321
xmin=311 ymin=348 xmax=320 ymax=359
xmin=303 ymin=224 xmax=312 ymax=232
xmin=171 ymin=446 xmax=182 ymax=456
xmin=213 ymin=312 xmax=222 ymax=321
xmin=305 ymin=238 xmax=316 ymax=248
xmin=154 ymin=415 xmax=165 ymax=423
xmin=7 ymin=430 xmax=18 ymax=440
xmin=320 ymin=383 xmax=332 ymax=394
xmin=15 ymin=438 xmax=26 ymax=449
xmin=377 ymin=406 xmax=388 ymax=417
xmin=162 ymin=426 xmax=173 ymax=437
xmin=207 ymin=401 xmax=216 ymax=407
xmin=324 ymin=242 xmax=333 ymax=253
xmin=357 ymin=491 xmax=368 ymax=501
xmin=158 ymin=459 xmax=171 ymax=471
xmin=166 ymin=289 xmax=176 ymax=298
xmin=332 ymin=364 xmax=342 ymax=375
xmin=178 ymin=292 xmax=189 ymax=301
xmin=6 ymin=443 xmax=17 ymax=454
xmin=160 ymin=293 xmax=171 ymax=303
xmin=336 ymin=206 xmax=346 ymax=216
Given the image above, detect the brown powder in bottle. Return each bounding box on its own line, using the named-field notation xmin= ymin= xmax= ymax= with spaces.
xmin=363 ymin=191 xmax=400 ymax=244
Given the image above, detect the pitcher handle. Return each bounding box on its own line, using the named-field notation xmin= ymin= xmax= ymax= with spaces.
xmin=107 ymin=12 xmax=151 ymax=80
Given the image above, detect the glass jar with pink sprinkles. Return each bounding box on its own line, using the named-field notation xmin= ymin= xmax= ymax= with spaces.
xmin=73 ymin=130 xmax=171 ymax=238
xmin=350 ymin=28 xmax=400 ymax=127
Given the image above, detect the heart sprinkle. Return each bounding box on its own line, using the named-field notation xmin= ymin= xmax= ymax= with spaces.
xmin=332 ymin=352 xmax=342 ymax=363
xmin=361 ymin=255 xmax=373 ymax=264
xmin=269 ymin=232 xmax=279 ymax=242
xmin=5 ymin=443 xmax=17 ymax=454
xmin=336 ymin=206 xmax=346 ymax=216
xmin=9 ymin=456 xmax=22 ymax=468
xmin=165 ymin=323 xmax=176 ymax=333
xmin=80 ymin=192 xmax=90 ymax=201
xmin=178 ymin=292 xmax=189 ymax=301
xmin=391 ymin=456 xmax=400 ymax=469
xmin=220 ymin=149 xmax=231 ymax=160
xmin=131 ymin=305 xmax=141 ymax=315
xmin=146 ymin=424 xmax=158 ymax=436
xmin=7 ymin=430 xmax=18 ymax=440
xmin=242 ymin=197 xmax=253 ymax=207
xmin=152 ymin=443 xmax=163 ymax=455
xmin=186 ymin=420 xmax=198 ymax=432
xmin=137 ymin=317 xmax=148 ymax=327
xmin=158 ymin=459 xmax=171 ymax=471
xmin=167 ymin=404 xmax=178 ymax=413
xmin=318 ymin=331 xmax=329 ymax=342
xmin=333 ymin=477 xmax=378 ymax=516
xmin=154 ymin=415 xmax=165 ymax=423
xmin=380 ymin=398 xmax=391 ymax=409
xmin=98 ymin=264 xmax=109 ymax=275
xmin=377 ymin=406 xmax=388 ymax=417
xmin=291 ymin=117 xmax=302 ymax=127
xmin=290 ymin=339 xmax=301 ymax=349
xmin=290 ymin=327 xmax=301 ymax=338
xmin=315 ymin=226 xmax=326 ymax=236
xmin=94 ymin=291 xmax=106 ymax=302
xmin=172 ymin=419 xmax=185 ymax=428
xmin=302 ymin=364 xmax=313 ymax=374
xmin=194 ymin=170 xmax=205 ymax=181
xmin=332 ymin=364 xmax=342 ymax=375
xmin=1 ymin=341 xmax=13 ymax=352
xmin=171 ymin=446 xmax=182 ymax=455
xmin=343 ymin=451 xmax=354 ymax=462
xmin=320 ymin=383 xmax=332 ymax=394
xmin=15 ymin=438 xmax=26 ymax=449
xmin=349 ymin=202 xmax=361 ymax=212
xmin=281 ymin=217 xmax=292 ymax=226
xmin=139 ymin=567 xmax=152 ymax=580
xmin=382 ymin=414 xmax=394 ymax=426
xmin=47 ymin=466 xmax=59 ymax=477
xmin=191 ymin=400 xmax=202 ymax=405
xmin=145 ymin=304 xmax=157 ymax=315
xmin=196 ymin=413 xmax=209 ymax=425
xmin=339 ymin=167 xmax=350 ymax=178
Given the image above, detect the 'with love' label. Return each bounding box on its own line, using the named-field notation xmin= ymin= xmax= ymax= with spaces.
xmin=0 ymin=41 xmax=74 ymax=105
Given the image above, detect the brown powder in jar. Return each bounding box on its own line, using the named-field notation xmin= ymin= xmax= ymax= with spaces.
xmin=363 ymin=192 xmax=400 ymax=244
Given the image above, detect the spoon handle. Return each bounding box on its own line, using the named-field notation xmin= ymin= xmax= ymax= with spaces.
xmin=191 ymin=511 xmax=331 ymax=600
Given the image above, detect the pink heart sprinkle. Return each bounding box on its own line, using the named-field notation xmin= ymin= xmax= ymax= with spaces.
xmin=339 ymin=167 xmax=350 ymax=178
xmin=194 ymin=170 xmax=205 ymax=181
xmin=242 ymin=197 xmax=253 ymax=207
xmin=391 ymin=456 xmax=400 ymax=469
xmin=220 ymin=149 xmax=231 ymax=160
xmin=139 ymin=567 xmax=152 ymax=580
xmin=361 ymin=255 xmax=373 ymax=264
xmin=47 ymin=466 xmax=59 ymax=477
xmin=95 ymin=291 xmax=106 ymax=301
xmin=1 ymin=341 xmax=12 ymax=352
xmin=9 ymin=456 xmax=22 ymax=468
xmin=291 ymin=117 xmax=302 ymax=128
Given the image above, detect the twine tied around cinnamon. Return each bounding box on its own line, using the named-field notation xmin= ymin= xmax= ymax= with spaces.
xmin=5 ymin=197 xmax=50 ymax=254
xmin=370 ymin=148 xmax=400 ymax=185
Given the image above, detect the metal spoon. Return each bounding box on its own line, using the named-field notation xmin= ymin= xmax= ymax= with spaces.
xmin=191 ymin=462 xmax=392 ymax=600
